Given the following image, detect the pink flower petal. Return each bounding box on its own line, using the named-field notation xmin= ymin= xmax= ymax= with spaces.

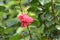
xmin=17 ymin=13 xmax=34 ymax=27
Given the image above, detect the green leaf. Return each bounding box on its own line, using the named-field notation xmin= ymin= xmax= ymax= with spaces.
xmin=9 ymin=34 xmax=20 ymax=40
xmin=30 ymin=0 xmax=40 ymax=6
xmin=0 ymin=0 xmax=4 ymax=2
xmin=4 ymin=27 xmax=17 ymax=34
xmin=0 ymin=6 xmax=6 ymax=12
xmin=27 ymin=6 xmax=39 ymax=12
xmin=6 ymin=18 xmax=18 ymax=27
xmin=39 ymin=0 xmax=51 ymax=5
xmin=16 ymin=27 xmax=25 ymax=34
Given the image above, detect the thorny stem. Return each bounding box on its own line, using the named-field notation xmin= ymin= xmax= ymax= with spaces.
xmin=27 ymin=26 xmax=32 ymax=40
xmin=51 ymin=0 xmax=55 ymax=14
xmin=51 ymin=0 xmax=57 ymax=25
xmin=18 ymin=0 xmax=23 ymax=12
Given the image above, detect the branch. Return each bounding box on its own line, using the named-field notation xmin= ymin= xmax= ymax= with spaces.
xmin=51 ymin=0 xmax=55 ymax=14
xmin=27 ymin=26 xmax=32 ymax=40
xmin=18 ymin=0 xmax=23 ymax=12
xmin=51 ymin=0 xmax=57 ymax=25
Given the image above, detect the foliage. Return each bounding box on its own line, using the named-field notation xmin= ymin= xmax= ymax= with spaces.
xmin=0 ymin=0 xmax=60 ymax=40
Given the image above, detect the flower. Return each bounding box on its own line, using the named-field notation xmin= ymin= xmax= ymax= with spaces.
xmin=17 ymin=13 xmax=34 ymax=27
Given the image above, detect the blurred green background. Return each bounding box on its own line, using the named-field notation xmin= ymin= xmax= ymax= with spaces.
xmin=0 ymin=0 xmax=60 ymax=40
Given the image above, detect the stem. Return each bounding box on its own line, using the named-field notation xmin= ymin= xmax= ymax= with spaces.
xmin=51 ymin=0 xmax=55 ymax=14
xmin=51 ymin=0 xmax=57 ymax=25
xmin=27 ymin=26 xmax=32 ymax=40
xmin=18 ymin=0 xmax=23 ymax=12
xmin=44 ymin=21 xmax=48 ymax=31
xmin=47 ymin=37 xmax=52 ymax=40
